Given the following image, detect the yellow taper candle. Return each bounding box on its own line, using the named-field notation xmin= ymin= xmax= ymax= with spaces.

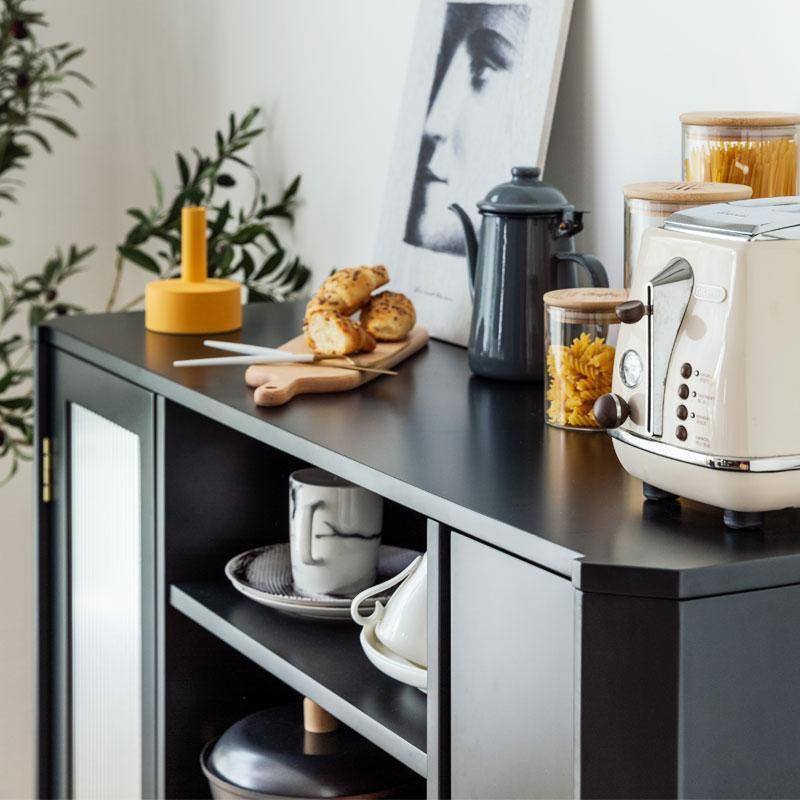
xmin=181 ymin=206 xmax=207 ymax=283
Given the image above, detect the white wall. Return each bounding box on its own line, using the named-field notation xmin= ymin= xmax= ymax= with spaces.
xmin=2 ymin=1 xmax=799 ymax=795
xmin=548 ymin=0 xmax=800 ymax=276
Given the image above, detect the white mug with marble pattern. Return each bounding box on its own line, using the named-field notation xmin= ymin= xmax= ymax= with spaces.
xmin=289 ymin=468 xmax=383 ymax=596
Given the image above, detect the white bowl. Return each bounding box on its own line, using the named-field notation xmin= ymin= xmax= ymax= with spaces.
xmin=359 ymin=619 xmax=427 ymax=691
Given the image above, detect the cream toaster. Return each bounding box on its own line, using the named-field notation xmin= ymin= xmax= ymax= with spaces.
xmin=595 ymin=197 xmax=800 ymax=529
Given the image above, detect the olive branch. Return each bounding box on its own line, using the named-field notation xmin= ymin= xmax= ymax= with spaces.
xmin=107 ymin=107 xmax=311 ymax=312
xmin=0 ymin=0 xmax=93 ymax=485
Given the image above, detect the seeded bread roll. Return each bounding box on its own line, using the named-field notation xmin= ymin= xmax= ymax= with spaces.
xmin=305 ymin=291 xmax=344 ymax=320
xmin=360 ymin=291 xmax=416 ymax=342
xmin=304 ymin=310 xmax=376 ymax=356
xmin=304 ymin=265 xmax=389 ymax=321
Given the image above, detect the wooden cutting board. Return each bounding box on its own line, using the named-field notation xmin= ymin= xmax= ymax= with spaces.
xmin=245 ymin=327 xmax=429 ymax=407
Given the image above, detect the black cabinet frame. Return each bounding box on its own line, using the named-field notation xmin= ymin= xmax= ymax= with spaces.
xmin=37 ymin=348 xmax=157 ymax=798
xmin=34 ymin=305 xmax=800 ymax=800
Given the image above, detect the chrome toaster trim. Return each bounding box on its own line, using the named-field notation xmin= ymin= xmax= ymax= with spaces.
xmin=664 ymin=196 xmax=800 ymax=240
xmin=646 ymin=258 xmax=694 ymax=438
xmin=609 ymin=428 xmax=800 ymax=474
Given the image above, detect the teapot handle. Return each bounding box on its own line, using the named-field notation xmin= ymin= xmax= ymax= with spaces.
xmin=448 ymin=203 xmax=479 ymax=300
xmin=350 ymin=554 xmax=423 ymax=628
xmin=553 ymin=252 xmax=609 ymax=289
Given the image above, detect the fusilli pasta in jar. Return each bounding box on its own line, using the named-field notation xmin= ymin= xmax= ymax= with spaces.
xmin=543 ymin=288 xmax=627 ymax=430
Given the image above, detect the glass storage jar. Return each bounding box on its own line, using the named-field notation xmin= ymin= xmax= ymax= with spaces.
xmin=623 ymin=181 xmax=751 ymax=288
xmin=543 ymin=288 xmax=628 ymax=431
xmin=681 ymin=112 xmax=800 ymax=198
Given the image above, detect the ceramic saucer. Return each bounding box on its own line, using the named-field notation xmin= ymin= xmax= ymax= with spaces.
xmin=359 ymin=619 xmax=427 ymax=691
xmin=225 ymin=543 xmax=420 ymax=621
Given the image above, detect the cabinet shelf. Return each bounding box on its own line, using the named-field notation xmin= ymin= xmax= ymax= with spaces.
xmin=169 ymin=581 xmax=427 ymax=776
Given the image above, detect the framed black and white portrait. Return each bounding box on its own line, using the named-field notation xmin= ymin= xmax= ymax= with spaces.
xmin=376 ymin=0 xmax=574 ymax=345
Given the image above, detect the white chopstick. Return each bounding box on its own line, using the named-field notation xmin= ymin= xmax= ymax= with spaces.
xmin=174 ymin=338 xmax=311 ymax=367
xmin=175 ymin=338 xmax=399 ymax=376
xmin=173 ymin=353 xmax=314 ymax=367
xmin=203 ymin=339 xmax=286 ymax=357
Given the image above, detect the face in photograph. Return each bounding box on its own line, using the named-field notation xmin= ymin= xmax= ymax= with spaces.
xmin=404 ymin=3 xmax=531 ymax=256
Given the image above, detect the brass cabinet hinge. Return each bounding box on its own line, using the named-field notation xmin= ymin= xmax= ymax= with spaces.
xmin=41 ymin=436 xmax=52 ymax=503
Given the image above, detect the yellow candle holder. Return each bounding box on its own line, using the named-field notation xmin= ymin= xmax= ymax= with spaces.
xmin=144 ymin=206 xmax=242 ymax=334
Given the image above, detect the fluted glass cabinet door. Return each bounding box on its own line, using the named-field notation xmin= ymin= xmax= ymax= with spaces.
xmin=43 ymin=350 xmax=156 ymax=799
xmin=70 ymin=404 xmax=142 ymax=799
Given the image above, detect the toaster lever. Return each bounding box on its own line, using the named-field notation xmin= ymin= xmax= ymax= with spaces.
xmin=616 ymin=300 xmax=651 ymax=324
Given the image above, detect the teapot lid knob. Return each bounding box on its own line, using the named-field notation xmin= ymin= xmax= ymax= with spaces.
xmin=511 ymin=166 xmax=541 ymax=181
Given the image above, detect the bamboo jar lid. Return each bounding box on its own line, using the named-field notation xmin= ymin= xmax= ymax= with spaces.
xmin=543 ymin=288 xmax=628 ymax=313
xmin=623 ymin=181 xmax=752 ymax=203
xmin=680 ymin=111 xmax=800 ymax=127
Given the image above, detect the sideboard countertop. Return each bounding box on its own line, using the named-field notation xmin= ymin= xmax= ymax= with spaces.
xmin=40 ymin=302 xmax=800 ymax=599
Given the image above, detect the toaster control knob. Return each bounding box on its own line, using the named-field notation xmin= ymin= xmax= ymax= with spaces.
xmin=593 ymin=393 xmax=631 ymax=429
xmin=616 ymin=300 xmax=649 ymax=324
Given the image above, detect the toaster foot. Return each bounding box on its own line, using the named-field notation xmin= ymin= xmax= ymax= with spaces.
xmin=642 ymin=482 xmax=678 ymax=502
xmin=723 ymin=509 xmax=764 ymax=530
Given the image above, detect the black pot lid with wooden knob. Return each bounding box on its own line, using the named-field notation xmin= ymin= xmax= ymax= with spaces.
xmin=201 ymin=705 xmax=418 ymax=799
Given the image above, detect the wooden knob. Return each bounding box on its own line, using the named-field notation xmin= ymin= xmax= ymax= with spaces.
xmin=616 ymin=300 xmax=647 ymax=324
xmin=303 ymin=698 xmax=338 ymax=734
xmin=593 ymin=393 xmax=630 ymax=429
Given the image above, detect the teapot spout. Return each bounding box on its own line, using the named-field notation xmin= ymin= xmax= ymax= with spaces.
xmin=449 ymin=203 xmax=479 ymax=295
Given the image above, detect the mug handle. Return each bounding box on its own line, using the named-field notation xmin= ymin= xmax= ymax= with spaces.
xmin=350 ymin=554 xmax=423 ymax=627
xmin=553 ymin=252 xmax=609 ymax=288
xmin=297 ymin=501 xmax=324 ymax=565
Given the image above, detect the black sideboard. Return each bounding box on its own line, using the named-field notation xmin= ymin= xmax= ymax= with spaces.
xmin=35 ymin=302 xmax=800 ymax=799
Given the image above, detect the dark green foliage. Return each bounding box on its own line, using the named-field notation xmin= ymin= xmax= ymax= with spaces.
xmin=0 ymin=246 xmax=94 ymax=482
xmin=0 ymin=0 xmax=92 ymax=483
xmin=109 ymin=107 xmax=310 ymax=310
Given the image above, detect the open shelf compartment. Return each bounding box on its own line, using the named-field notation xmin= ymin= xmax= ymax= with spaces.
xmin=170 ymin=580 xmax=427 ymax=777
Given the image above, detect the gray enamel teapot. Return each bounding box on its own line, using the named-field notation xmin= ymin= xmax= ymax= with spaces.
xmin=450 ymin=166 xmax=608 ymax=381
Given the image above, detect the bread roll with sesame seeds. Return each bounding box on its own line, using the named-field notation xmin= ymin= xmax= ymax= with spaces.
xmin=304 ymin=265 xmax=389 ymax=321
xmin=303 ymin=309 xmax=376 ymax=356
xmin=360 ymin=291 xmax=416 ymax=342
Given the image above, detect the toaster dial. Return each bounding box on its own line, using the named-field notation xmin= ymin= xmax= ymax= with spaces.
xmin=620 ymin=349 xmax=643 ymax=389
